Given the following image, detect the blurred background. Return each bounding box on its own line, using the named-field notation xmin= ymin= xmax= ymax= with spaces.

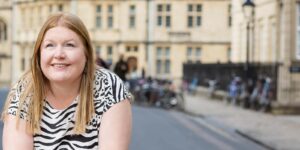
xmin=1 ymin=0 xmax=300 ymax=149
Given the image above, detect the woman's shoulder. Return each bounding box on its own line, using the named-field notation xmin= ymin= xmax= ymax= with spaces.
xmin=94 ymin=67 xmax=120 ymax=81
xmin=4 ymin=71 xmax=32 ymax=120
xmin=10 ymin=71 xmax=32 ymax=96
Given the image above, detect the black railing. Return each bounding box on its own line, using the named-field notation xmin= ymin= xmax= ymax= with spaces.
xmin=183 ymin=62 xmax=279 ymax=94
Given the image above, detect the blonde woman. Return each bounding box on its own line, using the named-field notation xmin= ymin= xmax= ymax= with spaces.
xmin=2 ymin=13 xmax=132 ymax=150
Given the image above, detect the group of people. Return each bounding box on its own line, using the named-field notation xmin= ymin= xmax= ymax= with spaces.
xmin=227 ymin=76 xmax=275 ymax=112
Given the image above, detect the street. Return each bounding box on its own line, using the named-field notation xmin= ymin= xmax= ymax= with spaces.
xmin=130 ymin=105 xmax=267 ymax=150
xmin=0 ymin=89 xmax=268 ymax=150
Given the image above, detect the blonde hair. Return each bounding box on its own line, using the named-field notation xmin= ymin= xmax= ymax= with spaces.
xmin=2 ymin=13 xmax=95 ymax=134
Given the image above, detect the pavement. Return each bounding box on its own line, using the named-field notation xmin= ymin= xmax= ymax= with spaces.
xmin=183 ymin=92 xmax=300 ymax=150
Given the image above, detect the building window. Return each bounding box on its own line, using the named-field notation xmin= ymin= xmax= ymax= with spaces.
xmin=96 ymin=5 xmax=102 ymax=28
xmin=129 ymin=5 xmax=136 ymax=28
xmin=96 ymin=46 xmax=101 ymax=55
xmin=107 ymin=5 xmax=114 ymax=28
xmin=49 ymin=5 xmax=53 ymax=13
xmin=156 ymin=60 xmax=162 ymax=74
xmin=227 ymin=47 xmax=232 ymax=62
xmin=126 ymin=45 xmax=139 ymax=52
xmin=107 ymin=46 xmax=113 ymax=64
xmin=156 ymin=4 xmax=171 ymax=28
xmin=187 ymin=4 xmax=202 ymax=28
xmin=187 ymin=47 xmax=201 ymax=62
xmin=0 ymin=21 xmax=7 ymax=42
xmin=228 ymin=4 xmax=232 ymax=27
xmin=21 ymin=57 xmax=25 ymax=71
xmin=297 ymin=3 xmax=300 ymax=59
xmin=156 ymin=47 xmax=171 ymax=74
xmin=157 ymin=16 xmax=163 ymax=26
xmin=96 ymin=16 xmax=102 ymax=28
xmin=58 ymin=4 xmax=63 ymax=12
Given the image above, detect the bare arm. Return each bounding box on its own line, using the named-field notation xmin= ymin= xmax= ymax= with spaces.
xmin=3 ymin=115 xmax=33 ymax=150
xmin=99 ymin=100 xmax=132 ymax=150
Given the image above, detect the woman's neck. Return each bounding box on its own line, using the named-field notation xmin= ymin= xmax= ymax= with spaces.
xmin=46 ymin=79 xmax=81 ymax=110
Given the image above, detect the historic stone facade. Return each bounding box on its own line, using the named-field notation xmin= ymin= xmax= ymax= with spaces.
xmin=232 ymin=0 xmax=300 ymax=113
xmin=0 ymin=0 xmax=12 ymax=87
xmin=0 ymin=0 xmax=231 ymax=87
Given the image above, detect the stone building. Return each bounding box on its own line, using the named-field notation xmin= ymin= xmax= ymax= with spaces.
xmin=232 ymin=0 xmax=300 ymax=113
xmin=0 ymin=0 xmax=231 ymax=87
xmin=0 ymin=0 xmax=12 ymax=87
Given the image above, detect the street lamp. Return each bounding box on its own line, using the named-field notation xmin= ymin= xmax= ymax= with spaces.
xmin=242 ymin=0 xmax=255 ymax=80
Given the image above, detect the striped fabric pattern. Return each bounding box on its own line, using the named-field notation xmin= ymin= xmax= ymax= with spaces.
xmin=7 ymin=68 xmax=130 ymax=150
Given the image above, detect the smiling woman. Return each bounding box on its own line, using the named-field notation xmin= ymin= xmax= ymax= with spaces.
xmin=1 ymin=13 xmax=132 ymax=150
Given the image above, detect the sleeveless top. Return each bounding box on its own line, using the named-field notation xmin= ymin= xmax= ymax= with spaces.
xmin=6 ymin=68 xmax=131 ymax=150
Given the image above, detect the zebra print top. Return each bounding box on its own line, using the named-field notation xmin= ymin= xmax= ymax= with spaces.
xmin=6 ymin=68 xmax=131 ymax=150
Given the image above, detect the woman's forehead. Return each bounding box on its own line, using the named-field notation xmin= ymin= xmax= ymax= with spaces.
xmin=43 ymin=26 xmax=81 ymax=41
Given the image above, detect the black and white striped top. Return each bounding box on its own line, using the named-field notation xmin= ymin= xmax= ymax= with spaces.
xmin=7 ymin=68 xmax=131 ymax=150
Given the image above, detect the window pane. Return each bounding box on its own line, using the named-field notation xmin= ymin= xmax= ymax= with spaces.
xmin=157 ymin=47 xmax=162 ymax=57
xmin=165 ymin=59 xmax=170 ymax=73
xmin=166 ymin=4 xmax=171 ymax=12
xmin=229 ymin=16 xmax=232 ymax=27
xmin=108 ymin=16 xmax=113 ymax=28
xmin=58 ymin=4 xmax=63 ymax=11
xmin=166 ymin=16 xmax=171 ymax=27
xmin=298 ymin=3 xmax=300 ymax=25
xmin=130 ymin=5 xmax=135 ymax=14
xmin=196 ymin=48 xmax=201 ymax=56
xmin=197 ymin=16 xmax=202 ymax=26
xmin=21 ymin=57 xmax=25 ymax=71
xmin=107 ymin=46 xmax=113 ymax=55
xmin=156 ymin=60 xmax=161 ymax=74
xmin=134 ymin=46 xmax=138 ymax=52
xmin=157 ymin=4 xmax=162 ymax=12
xmin=96 ymin=16 xmax=102 ymax=27
xmin=96 ymin=5 xmax=101 ymax=13
xmin=165 ymin=47 xmax=170 ymax=57
xmin=187 ymin=47 xmax=192 ymax=57
xmin=227 ymin=48 xmax=231 ymax=60
xmin=130 ymin=16 xmax=135 ymax=28
xmin=197 ymin=4 xmax=202 ymax=12
xmin=108 ymin=5 xmax=113 ymax=13
xmin=188 ymin=16 xmax=193 ymax=27
xmin=188 ymin=4 xmax=193 ymax=12
xmin=49 ymin=5 xmax=52 ymax=12
xmin=96 ymin=46 xmax=101 ymax=55
xmin=157 ymin=16 xmax=162 ymax=26
xmin=126 ymin=46 xmax=131 ymax=52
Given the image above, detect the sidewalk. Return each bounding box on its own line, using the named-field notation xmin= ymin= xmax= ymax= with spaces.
xmin=183 ymin=93 xmax=300 ymax=150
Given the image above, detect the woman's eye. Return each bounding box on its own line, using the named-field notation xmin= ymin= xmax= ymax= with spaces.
xmin=66 ymin=43 xmax=75 ymax=47
xmin=45 ymin=44 xmax=54 ymax=48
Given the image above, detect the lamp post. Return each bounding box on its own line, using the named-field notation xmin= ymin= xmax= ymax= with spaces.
xmin=242 ymin=0 xmax=255 ymax=81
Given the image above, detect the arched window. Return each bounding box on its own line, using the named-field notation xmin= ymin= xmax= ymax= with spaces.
xmin=0 ymin=20 xmax=7 ymax=42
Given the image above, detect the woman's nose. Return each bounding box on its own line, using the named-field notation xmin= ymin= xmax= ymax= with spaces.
xmin=53 ymin=46 xmax=66 ymax=59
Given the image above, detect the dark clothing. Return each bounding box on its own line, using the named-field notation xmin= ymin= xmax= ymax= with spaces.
xmin=114 ymin=60 xmax=128 ymax=81
xmin=96 ymin=57 xmax=109 ymax=69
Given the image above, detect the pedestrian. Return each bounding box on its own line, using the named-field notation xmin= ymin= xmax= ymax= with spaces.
xmin=2 ymin=13 xmax=132 ymax=150
xmin=114 ymin=54 xmax=128 ymax=81
xmin=95 ymin=54 xmax=109 ymax=69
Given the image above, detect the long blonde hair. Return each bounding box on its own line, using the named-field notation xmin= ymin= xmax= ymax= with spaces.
xmin=2 ymin=13 xmax=95 ymax=134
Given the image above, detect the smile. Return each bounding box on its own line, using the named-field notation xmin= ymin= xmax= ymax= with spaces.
xmin=51 ymin=63 xmax=70 ymax=68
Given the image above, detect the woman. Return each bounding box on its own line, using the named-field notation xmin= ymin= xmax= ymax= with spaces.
xmin=2 ymin=13 xmax=132 ymax=150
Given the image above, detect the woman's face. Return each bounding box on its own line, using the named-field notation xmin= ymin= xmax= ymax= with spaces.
xmin=40 ymin=26 xmax=86 ymax=84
